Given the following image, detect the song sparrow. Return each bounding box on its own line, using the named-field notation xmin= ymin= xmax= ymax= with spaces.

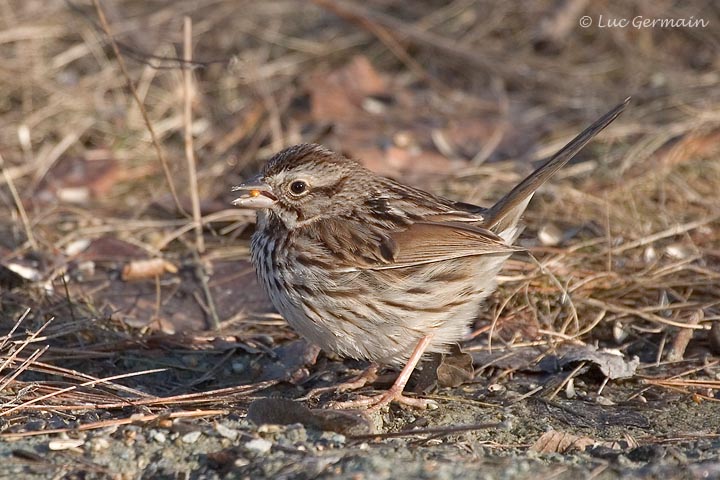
xmin=233 ymin=99 xmax=628 ymax=409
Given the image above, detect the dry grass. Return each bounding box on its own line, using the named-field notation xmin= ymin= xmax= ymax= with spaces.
xmin=0 ymin=0 xmax=719 ymax=436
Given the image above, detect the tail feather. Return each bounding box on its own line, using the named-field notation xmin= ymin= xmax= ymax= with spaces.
xmin=483 ymin=98 xmax=630 ymax=238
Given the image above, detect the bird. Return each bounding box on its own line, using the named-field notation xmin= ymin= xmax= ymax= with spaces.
xmin=232 ymin=98 xmax=629 ymax=410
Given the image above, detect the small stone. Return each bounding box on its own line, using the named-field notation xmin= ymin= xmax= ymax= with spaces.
xmin=538 ymin=224 xmax=563 ymax=246
xmin=487 ymin=383 xmax=506 ymax=395
xmin=327 ymin=433 xmax=346 ymax=445
xmin=181 ymin=431 xmax=202 ymax=444
xmin=595 ymin=396 xmax=615 ymax=406
xmin=245 ymin=438 xmax=272 ymax=454
xmin=231 ymin=360 xmax=246 ymax=374
xmin=90 ymin=438 xmax=110 ymax=452
xmin=665 ymin=243 xmax=691 ymax=259
xmin=49 ymin=438 xmax=85 ymax=450
xmin=257 ymin=424 xmax=281 ymax=434
xmin=284 ymin=424 xmax=307 ymax=444
xmin=150 ymin=430 xmax=166 ymax=443
xmin=157 ymin=419 xmax=173 ymax=429
xmin=215 ymin=423 xmax=239 ymax=440
xmin=643 ymin=246 xmax=657 ymax=263
xmin=565 ymin=378 xmax=576 ymax=399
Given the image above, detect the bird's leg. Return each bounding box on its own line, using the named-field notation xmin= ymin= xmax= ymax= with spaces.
xmin=304 ymin=364 xmax=379 ymax=399
xmin=332 ymin=335 xmax=435 ymax=411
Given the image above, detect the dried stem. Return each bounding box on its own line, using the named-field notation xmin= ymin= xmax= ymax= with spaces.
xmin=90 ymin=0 xmax=186 ymax=216
xmin=183 ymin=16 xmax=204 ymax=253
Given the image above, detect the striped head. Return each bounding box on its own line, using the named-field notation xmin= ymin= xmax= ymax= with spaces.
xmin=232 ymin=144 xmax=369 ymax=229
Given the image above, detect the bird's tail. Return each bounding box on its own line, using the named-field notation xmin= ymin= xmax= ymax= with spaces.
xmin=483 ymin=98 xmax=630 ymax=242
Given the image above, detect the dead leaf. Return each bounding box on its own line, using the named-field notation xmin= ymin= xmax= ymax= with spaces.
xmin=530 ymin=430 xmax=596 ymax=453
xmin=437 ymin=344 xmax=474 ymax=388
xmin=553 ymin=346 xmax=640 ymax=380
xmin=309 ymin=55 xmax=387 ymax=122
xmin=75 ymin=236 xmax=147 ymax=263
xmin=40 ymin=154 xmax=119 ymax=204
xmin=471 ymin=346 xmax=549 ymax=373
xmin=255 ymin=339 xmax=321 ymax=384
xmin=413 ymin=344 xmax=474 ymax=393
xmin=531 ymin=429 xmax=638 ymax=453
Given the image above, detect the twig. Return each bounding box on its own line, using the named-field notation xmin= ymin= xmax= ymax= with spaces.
xmin=8 ymin=379 xmax=278 ymax=412
xmin=582 ymin=297 xmax=707 ymax=329
xmin=0 ymin=153 xmax=37 ymax=250
xmin=545 ymin=361 xmax=586 ymax=401
xmin=0 ymin=308 xmax=30 ymax=352
xmin=0 ymin=346 xmax=48 ymax=394
xmin=0 ymin=368 xmax=167 ymax=417
xmin=0 ymin=317 xmax=54 ymax=377
xmin=349 ymin=421 xmax=505 ymax=441
xmin=188 ymin=241 xmax=220 ymax=330
xmin=90 ymin=0 xmax=186 ymax=216
xmin=183 ymin=16 xmax=204 ymax=253
xmin=17 ymin=360 xmax=153 ymax=398
xmin=312 ymin=0 xmax=523 ymax=82
xmin=346 ymin=10 xmax=430 ymax=84
xmin=528 ymin=252 xmax=580 ymax=335
xmin=168 ymin=348 xmax=236 ymax=394
xmin=0 ymin=409 xmax=228 ymax=439
xmin=61 ymin=274 xmax=77 ymax=324
xmin=486 ymin=281 xmax=527 ymax=351
xmin=609 ymin=215 xmax=720 ymax=255
xmin=472 ymin=78 xmax=508 ymax=165
xmin=534 ymin=0 xmax=590 ymax=50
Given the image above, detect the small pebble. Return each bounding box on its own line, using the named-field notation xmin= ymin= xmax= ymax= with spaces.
xmin=323 ymin=432 xmax=347 ymax=446
xmin=538 ymin=224 xmax=563 ymax=246
xmin=257 ymin=424 xmax=282 ymax=434
xmin=181 ymin=431 xmax=202 ymax=444
xmin=90 ymin=437 xmax=110 ymax=452
xmin=150 ymin=430 xmax=166 ymax=443
xmin=666 ymin=243 xmax=691 ymax=259
xmin=49 ymin=438 xmax=85 ymax=450
xmin=215 ymin=423 xmax=239 ymax=440
xmin=231 ymin=360 xmax=246 ymax=374
xmin=245 ymin=438 xmax=273 ymax=454
xmin=595 ymin=396 xmax=615 ymax=406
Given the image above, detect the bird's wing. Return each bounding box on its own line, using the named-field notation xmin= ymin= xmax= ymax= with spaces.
xmin=368 ymin=221 xmax=521 ymax=271
xmin=302 ymin=215 xmax=519 ymax=272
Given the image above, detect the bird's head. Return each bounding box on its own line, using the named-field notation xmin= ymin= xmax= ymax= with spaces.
xmin=232 ymin=144 xmax=369 ymax=229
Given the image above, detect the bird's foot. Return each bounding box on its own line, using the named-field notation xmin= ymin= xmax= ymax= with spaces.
xmin=303 ymin=364 xmax=379 ymax=399
xmin=332 ymin=335 xmax=437 ymax=411
xmin=331 ymin=383 xmax=437 ymax=411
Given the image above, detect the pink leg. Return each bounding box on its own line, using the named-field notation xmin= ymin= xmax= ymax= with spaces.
xmin=332 ymin=335 xmax=435 ymax=411
xmin=304 ymin=364 xmax=379 ymax=399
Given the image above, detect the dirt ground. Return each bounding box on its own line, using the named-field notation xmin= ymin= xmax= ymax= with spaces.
xmin=1 ymin=1 xmax=719 ymax=479
xmin=2 ymin=344 xmax=720 ymax=479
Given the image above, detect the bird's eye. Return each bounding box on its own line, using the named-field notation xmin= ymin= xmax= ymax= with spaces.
xmin=289 ymin=180 xmax=308 ymax=196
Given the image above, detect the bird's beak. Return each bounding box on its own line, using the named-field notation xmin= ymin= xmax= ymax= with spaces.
xmin=231 ymin=176 xmax=277 ymax=209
